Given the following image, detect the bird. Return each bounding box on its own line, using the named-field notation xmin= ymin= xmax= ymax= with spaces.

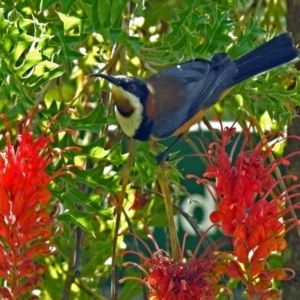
xmin=92 ymin=33 xmax=299 ymax=163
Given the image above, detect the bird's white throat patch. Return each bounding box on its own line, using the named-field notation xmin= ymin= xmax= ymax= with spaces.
xmin=112 ymin=85 xmax=143 ymax=138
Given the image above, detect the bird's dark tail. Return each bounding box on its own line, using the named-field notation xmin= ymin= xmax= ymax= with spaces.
xmin=232 ymin=33 xmax=299 ymax=85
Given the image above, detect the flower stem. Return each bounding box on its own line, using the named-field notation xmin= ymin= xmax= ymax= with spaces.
xmin=111 ymin=139 xmax=136 ymax=300
xmin=157 ymin=164 xmax=180 ymax=261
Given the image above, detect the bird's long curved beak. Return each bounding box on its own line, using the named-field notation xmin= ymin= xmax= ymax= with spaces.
xmin=91 ymin=73 xmax=120 ymax=86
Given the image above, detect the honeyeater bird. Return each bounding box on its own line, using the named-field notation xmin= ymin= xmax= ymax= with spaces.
xmin=93 ymin=33 xmax=299 ymax=162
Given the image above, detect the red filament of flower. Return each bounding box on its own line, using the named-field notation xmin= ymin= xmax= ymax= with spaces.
xmin=188 ymin=118 xmax=300 ymax=298
xmin=0 ymin=110 xmax=80 ymax=299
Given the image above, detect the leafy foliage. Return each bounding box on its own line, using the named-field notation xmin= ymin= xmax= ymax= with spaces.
xmin=0 ymin=0 xmax=299 ymax=299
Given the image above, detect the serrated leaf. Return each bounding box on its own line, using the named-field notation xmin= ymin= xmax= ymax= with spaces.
xmin=110 ymin=28 xmax=122 ymax=44
xmin=58 ymin=211 xmax=95 ymax=235
xmin=97 ymin=28 xmax=110 ymax=40
xmin=98 ymin=0 xmax=110 ymax=25
xmin=5 ymin=105 xmax=19 ymax=117
xmin=0 ymin=12 xmax=10 ymax=32
xmin=57 ymin=12 xmax=82 ymax=33
xmin=110 ymin=0 xmax=128 ymax=27
xmin=64 ymin=188 xmax=114 ymax=219
xmin=3 ymin=27 xmax=21 ymax=54
xmin=78 ymin=138 xmax=108 ymax=160
xmin=107 ymin=143 xmax=128 ymax=164
xmin=71 ymin=104 xmax=107 ymax=132
xmin=33 ymin=60 xmax=61 ymax=76
xmin=15 ymin=11 xmax=33 ymax=30
xmin=127 ymin=36 xmax=142 ymax=52
xmin=39 ymin=0 xmax=60 ymax=10
xmin=116 ymin=30 xmax=128 ymax=45
xmin=80 ymin=1 xmax=93 ymax=25
xmin=64 ymin=167 xmax=120 ymax=192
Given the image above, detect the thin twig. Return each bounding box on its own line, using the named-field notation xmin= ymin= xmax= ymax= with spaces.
xmin=61 ymin=249 xmax=76 ymax=300
xmin=99 ymin=44 xmax=124 ymax=73
xmin=156 ymin=164 xmax=180 ymax=261
xmin=122 ymin=208 xmax=148 ymax=300
xmin=111 ymin=140 xmax=136 ymax=300
xmin=110 ymin=7 xmax=133 ymax=298
xmin=202 ymin=116 xmax=220 ymax=141
xmin=73 ymin=225 xmax=83 ymax=276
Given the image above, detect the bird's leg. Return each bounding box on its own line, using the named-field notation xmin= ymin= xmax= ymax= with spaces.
xmin=156 ymin=133 xmax=184 ymax=164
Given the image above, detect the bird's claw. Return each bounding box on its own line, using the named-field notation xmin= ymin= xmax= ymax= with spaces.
xmin=156 ymin=151 xmax=170 ymax=164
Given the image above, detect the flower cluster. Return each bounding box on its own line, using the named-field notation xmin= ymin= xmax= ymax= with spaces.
xmin=188 ymin=119 xmax=300 ymax=299
xmin=120 ymin=229 xmax=228 ymax=300
xmin=0 ymin=109 xmax=80 ymax=299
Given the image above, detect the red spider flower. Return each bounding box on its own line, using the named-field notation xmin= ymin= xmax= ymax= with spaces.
xmin=0 ymin=107 xmax=81 ymax=300
xmin=188 ymin=118 xmax=300 ymax=299
xmin=120 ymin=227 xmax=230 ymax=300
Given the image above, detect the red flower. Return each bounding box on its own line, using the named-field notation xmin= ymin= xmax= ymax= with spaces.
xmin=120 ymin=227 xmax=230 ymax=300
xmin=0 ymin=108 xmax=81 ymax=299
xmin=188 ymin=118 xmax=300 ymax=299
xmin=130 ymin=192 xmax=150 ymax=211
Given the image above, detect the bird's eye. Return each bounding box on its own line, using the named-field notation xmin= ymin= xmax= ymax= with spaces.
xmin=128 ymin=84 xmax=136 ymax=93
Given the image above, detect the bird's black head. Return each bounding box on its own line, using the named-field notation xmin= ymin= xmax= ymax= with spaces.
xmin=92 ymin=73 xmax=149 ymax=105
xmin=92 ymin=73 xmax=153 ymax=141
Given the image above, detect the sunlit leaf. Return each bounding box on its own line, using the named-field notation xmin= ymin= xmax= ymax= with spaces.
xmin=71 ymin=104 xmax=107 ymax=132
xmin=58 ymin=211 xmax=95 ymax=235
xmin=57 ymin=12 xmax=82 ymax=33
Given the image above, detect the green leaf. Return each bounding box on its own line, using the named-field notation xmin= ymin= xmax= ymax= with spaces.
xmin=64 ymin=188 xmax=114 ymax=219
xmin=0 ymin=11 xmax=10 ymax=32
xmin=107 ymin=143 xmax=128 ymax=164
xmin=110 ymin=0 xmax=128 ymax=27
xmin=64 ymin=167 xmax=120 ymax=192
xmin=0 ymin=59 xmax=13 ymax=75
xmin=39 ymin=0 xmax=60 ymax=10
xmin=110 ymin=28 xmax=122 ymax=44
xmin=116 ymin=31 xmax=143 ymax=53
xmin=78 ymin=138 xmax=108 ymax=160
xmin=57 ymin=12 xmax=82 ymax=33
xmin=98 ymin=0 xmax=110 ymax=25
xmin=58 ymin=211 xmax=95 ymax=235
xmin=2 ymin=27 xmax=21 ymax=54
xmin=80 ymin=1 xmax=93 ymax=26
xmin=97 ymin=28 xmax=110 ymax=40
xmin=71 ymin=104 xmax=107 ymax=132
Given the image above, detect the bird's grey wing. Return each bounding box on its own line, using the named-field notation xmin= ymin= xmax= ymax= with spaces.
xmin=145 ymin=54 xmax=237 ymax=138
